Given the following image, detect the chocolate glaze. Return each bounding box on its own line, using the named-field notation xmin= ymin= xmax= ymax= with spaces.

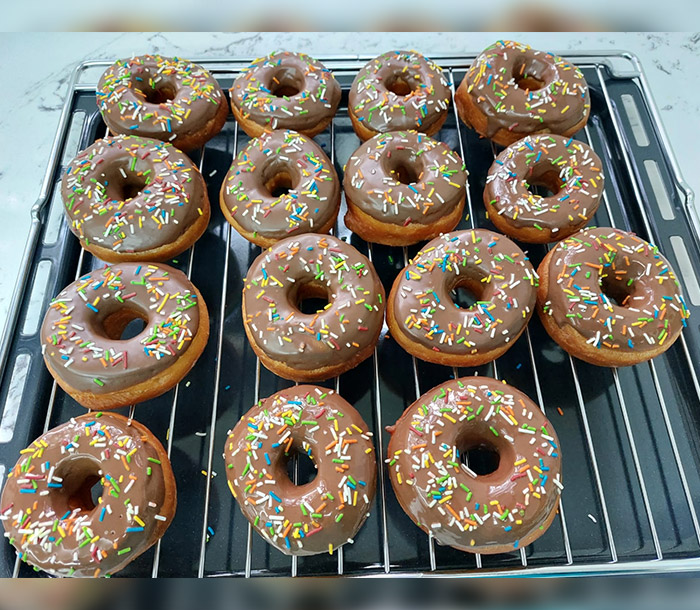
xmin=459 ymin=41 xmax=589 ymax=139
xmin=390 ymin=230 xmax=538 ymax=356
xmin=224 ymin=385 xmax=377 ymax=556
xmin=243 ymin=234 xmax=385 ymax=373
xmin=230 ymin=52 xmax=341 ymax=133
xmin=349 ymin=51 xmax=451 ymax=134
xmin=97 ymin=55 xmax=224 ymax=143
xmin=61 ymin=135 xmax=206 ymax=255
xmin=41 ymin=263 xmax=203 ymax=394
xmin=542 ymin=227 xmax=689 ymax=353
xmin=0 ymin=413 xmax=174 ymax=577
xmin=221 ymin=130 xmax=339 ymax=241
xmin=485 ymin=134 xmax=604 ymax=239
xmin=387 ymin=376 xmax=562 ymax=553
xmin=344 ymin=130 xmax=467 ymax=225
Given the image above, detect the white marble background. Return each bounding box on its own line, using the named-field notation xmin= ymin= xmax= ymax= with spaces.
xmin=1 ymin=31 xmax=699 ymax=330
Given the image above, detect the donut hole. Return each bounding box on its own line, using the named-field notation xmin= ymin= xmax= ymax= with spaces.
xmin=386 ymin=152 xmax=423 ymax=186
xmin=525 ymin=169 xmax=561 ymax=199
xmin=600 ymin=273 xmax=633 ymax=307
xmin=512 ymin=58 xmax=550 ymax=91
xmin=134 ymin=79 xmax=177 ymax=104
xmin=106 ymin=173 xmax=149 ymax=203
xmin=390 ymin=162 xmax=421 ymax=185
xmin=449 ymin=276 xmax=486 ymax=310
xmin=284 ymin=444 xmax=317 ymax=486
xmin=526 ymin=182 xmax=555 ymax=198
xmin=269 ymin=66 xmax=304 ymax=98
xmin=292 ymin=282 xmax=332 ymax=315
xmin=460 ymin=442 xmax=501 ymax=476
xmin=100 ymin=307 xmax=149 ymax=341
xmin=50 ymin=456 xmax=103 ymax=515
xmin=264 ymin=171 xmax=295 ymax=198
xmin=451 ymin=285 xmax=479 ymax=310
xmin=385 ymin=72 xmax=419 ymax=97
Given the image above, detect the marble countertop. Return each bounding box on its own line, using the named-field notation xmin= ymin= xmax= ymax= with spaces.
xmin=1 ymin=31 xmax=698 ymax=332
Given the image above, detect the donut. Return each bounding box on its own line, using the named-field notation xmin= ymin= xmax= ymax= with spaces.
xmin=0 ymin=413 xmax=176 ymax=577
xmin=349 ymin=50 xmax=452 ymax=141
xmin=242 ymin=234 xmax=385 ymax=382
xmin=455 ymin=41 xmax=590 ymax=147
xmin=537 ymin=226 xmax=690 ymax=366
xmin=387 ymin=230 xmax=538 ymax=366
xmin=224 ymin=385 xmax=376 ymax=556
xmin=61 ymin=135 xmax=211 ymax=263
xmin=220 ymin=130 xmax=340 ymax=247
xmin=483 ymin=134 xmax=604 ymax=243
xmin=343 ymin=130 xmax=467 ymax=246
xmin=41 ymin=263 xmax=209 ymax=410
xmin=387 ymin=376 xmax=562 ymax=554
xmin=97 ymin=55 xmax=228 ymax=151
xmin=229 ymin=51 xmax=341 ymax=138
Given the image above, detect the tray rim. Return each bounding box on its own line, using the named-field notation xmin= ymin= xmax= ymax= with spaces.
xmin=1 ymin=49 xmax=698 ymax=578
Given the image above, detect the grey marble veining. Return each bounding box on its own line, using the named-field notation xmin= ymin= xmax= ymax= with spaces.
xmin=0 ymin=31 xmax=698 ymax=329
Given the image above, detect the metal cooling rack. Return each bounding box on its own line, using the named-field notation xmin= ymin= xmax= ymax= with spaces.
xmin=2 ymin=51 xmax=700 ymax=577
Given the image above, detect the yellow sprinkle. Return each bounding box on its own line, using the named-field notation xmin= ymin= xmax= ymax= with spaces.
xmin=156 ymin=294 xmax=169 ymax=313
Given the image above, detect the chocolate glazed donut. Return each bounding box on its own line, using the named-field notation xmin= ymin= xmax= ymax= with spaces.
xmin=387 ymin=230 xmax=538 ymax=366
xmin=242 ymin=234 xmax=385 ymax=382
xmin=343 ymin=130 xmax=467 ymax=246
xmin=97 ymin=55 xmax=228 ymax=151
xmin=224 ymin=385 xmax=377 ymax=556
xmin=0 ymin=413 xmax=176 ymax=577
xmin=62 ymin=135 xmax=210 ymax=263
xmin=41 ymin=263 xmax=209 ymax=410
xmin=537 ymin=226 xmax=690 ymax=366
xmin=220 ymin=130 xmax=340 ymax=247
xmin=484 ymin=134 xmax=604 ymax=243
xmin=455 ymin=41 xmax=590 ymax=147
xmin=229 ymin=51 xmax=341 ymax=138
xmin=349 ymin=50 xmax=452 ymax=141
xmin=387 ymin=376 xmax=562 ymax=554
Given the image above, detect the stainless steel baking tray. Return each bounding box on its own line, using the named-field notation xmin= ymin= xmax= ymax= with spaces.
xmin=2 ymin=52 xmax=700 ymax=577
